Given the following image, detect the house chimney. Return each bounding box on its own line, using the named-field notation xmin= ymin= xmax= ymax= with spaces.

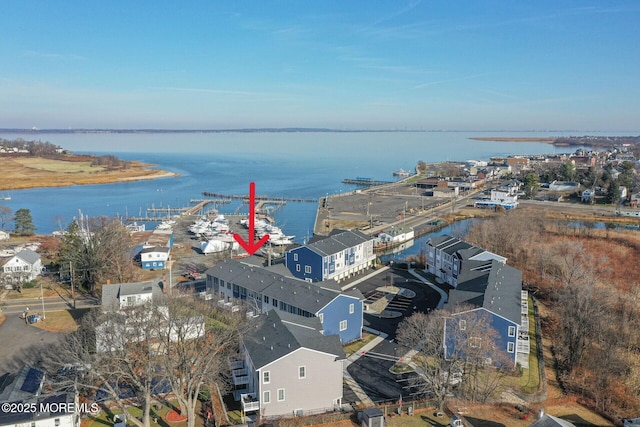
xmin=538 ymin=409 xmax=544 ymax=419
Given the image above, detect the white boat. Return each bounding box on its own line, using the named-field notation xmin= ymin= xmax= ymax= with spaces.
xmin=0 ymin=193 xmax=11 ymax=201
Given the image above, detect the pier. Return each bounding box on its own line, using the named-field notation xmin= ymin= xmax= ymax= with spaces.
xmin=342 ymin=178 xmax=393 ymax=186
xmin=126 ymin=199 xmax=226 ymax=222
xmin=201 ymin=191 xmax=317 ymax=203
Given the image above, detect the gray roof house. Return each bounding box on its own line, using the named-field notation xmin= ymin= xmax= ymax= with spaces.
xmin=101 ymin=280 xmax=164 ymax=312
xmin=440 ymin=238 xmax=524 ymax=368
xmin=425 ymin=235 xmax=507 ymax=287
xmin=286 ymin=229 xmax=376 ymax=282
xmin=1 ymin=248 xmax=43 ymax=288
xmin=0 ymin=366 xmax=78 ymax=427
xmin=231 ymin=310 xmax=345 ymax=419
xmin=206 ymin=259 xmax=365 ymax=343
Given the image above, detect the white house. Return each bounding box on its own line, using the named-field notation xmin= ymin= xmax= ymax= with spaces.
xmin=377 ymin=226 xmax=414 ymax=245
xmin=0 ymin=230 xmax=9 ymax=241
xmin=101 ymin=281 xmax=164 ymax=312
xmin=0 ymin=249 xmax=43 ymax=288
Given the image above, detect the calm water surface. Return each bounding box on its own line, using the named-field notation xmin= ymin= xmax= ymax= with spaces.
xmin=0 ymin=131 xmax=627 ymax=239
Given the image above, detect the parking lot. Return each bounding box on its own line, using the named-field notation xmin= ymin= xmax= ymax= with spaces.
xmin=342 ymin=268 xmax=445 ymax=404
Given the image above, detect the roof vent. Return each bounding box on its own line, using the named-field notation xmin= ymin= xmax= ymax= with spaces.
xmin=270 ymin=346 xmax=273 ymax=351
xmin=262 ymin=336 xmax=265 ymax=340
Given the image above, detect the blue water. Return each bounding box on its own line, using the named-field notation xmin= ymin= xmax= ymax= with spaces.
xmin=0 ymin=131 xmax=627 ymax=239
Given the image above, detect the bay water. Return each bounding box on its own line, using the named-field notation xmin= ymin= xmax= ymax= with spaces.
xmin=0 ymin=131 xmax=621 ymax=241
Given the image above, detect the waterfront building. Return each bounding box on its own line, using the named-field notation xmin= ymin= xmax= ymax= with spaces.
xmin=230 ymin=310 xmax=344 ymax=419
xmin=285 ymin=230 xmax=375 ymax=283
xmin=206 ymin=259 xmax=364 ymax=343
xmin=427 ymin=235 xmax=525 ymax=367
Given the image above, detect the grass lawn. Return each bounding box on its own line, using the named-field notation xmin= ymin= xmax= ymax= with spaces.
xmin=385 ymin=408 xmax=449 ymax=427
xmin=343 ymin=332 xmax=377 ymax=357
xmin=33 ymin=308 xmax=91 ymax=333
xmin=15 ymin=157 xmax=106 ymax=173
xmin=84 ymin=401 xmax=188 ymax=427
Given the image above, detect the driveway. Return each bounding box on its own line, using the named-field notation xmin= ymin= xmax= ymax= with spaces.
xmin=342 ymin=268 xmax=443 ymax=404
xmin=0 ymin=312 xmax=60 ymax=372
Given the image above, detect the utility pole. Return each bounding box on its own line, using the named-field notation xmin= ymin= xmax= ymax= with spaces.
xmin=70 ymin=262 xmax=76 ymax=309
xmin=40 ymin=280 xmax=46 ymax=320
xmin=168 ymin=255 xmax=172 ymax=296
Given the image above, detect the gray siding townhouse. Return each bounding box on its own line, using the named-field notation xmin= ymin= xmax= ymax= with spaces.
xmin=231 ymin=310 xmax=344 ymax=419
xmin=206 ymin=259 xmax=364 ymax=343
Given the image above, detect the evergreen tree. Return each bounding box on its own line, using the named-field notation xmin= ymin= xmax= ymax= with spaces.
xmin=13 ymin=208 xmax=35 ymax=236
xmin=606 ymin=179 xmax=621 ymax=205
xmin=523 ymin=173 xmax=540 ymax=199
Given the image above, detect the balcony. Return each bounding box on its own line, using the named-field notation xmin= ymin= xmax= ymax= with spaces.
xmin=228 ymin=356 xmax=244 ymax=371
xmin=232 ymin=368 xmax=249 ymax=386
xmin=241 ymin=393 xmax=260 ymax=413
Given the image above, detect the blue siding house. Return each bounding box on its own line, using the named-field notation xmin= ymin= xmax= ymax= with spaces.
xmin=286 ymin=230 xmax=375 ymax=283
xmin=442 ymin=255 xmax=523 ymax=367
xmin=206 ymin=259 xmax=365 ymax=343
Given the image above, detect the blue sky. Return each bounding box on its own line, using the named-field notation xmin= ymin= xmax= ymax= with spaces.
xmin=1 ymin=1 xmax=639 ymax=131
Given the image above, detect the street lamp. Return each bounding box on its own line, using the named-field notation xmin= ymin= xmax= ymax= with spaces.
xmin=40 ymin=280 xmax=46 ymax=321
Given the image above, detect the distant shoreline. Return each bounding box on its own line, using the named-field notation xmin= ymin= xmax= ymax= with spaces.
xmin=470 ymin=137 xmax=557 ymax=143
xmin=0 ymin=156 xmax=178 ymax=191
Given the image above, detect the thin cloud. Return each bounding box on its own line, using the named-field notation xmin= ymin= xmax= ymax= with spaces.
xmin=164 ymin=86 xmax=293 ymax=99
xmin=414 ymin=72 xmax=497 ymax=89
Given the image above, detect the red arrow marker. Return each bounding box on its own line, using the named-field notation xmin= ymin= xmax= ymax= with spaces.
xmin=234 ymin=182 xmax=270 ymax=255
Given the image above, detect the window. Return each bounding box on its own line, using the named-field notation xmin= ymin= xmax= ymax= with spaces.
xmin=263 ymin=371 xmax=270 ymax=384
xmin=264 ymin=295 xmax=269 ymax=304
xmin=507 ymin=342 xmax=515 ymax=353
xmin=263 ymin=390 xmax=270 ymax=404
xmin=319 ymin=313 xmax=324 ymax=323
xmin=305 ymin=265 xmax=311 ymax=274
xmin=339 ymin=320 xmax=347 ymax=331
xmin=298 ymin=366 xmax=306 ymax=379
xmin=459 ymin=320 xmax=466 ymax=331
xmin=277 ymin=388 xmax=285 ymax=402
xmin=296 ymin=264 xmax=300 ymax=272
xmin=508 ymin=326 xmax=516 ymax=337
xmin=293 ymin=253 xmax=298 ymax=261
xmin=349 ymin=303 xmax=354 ymax=314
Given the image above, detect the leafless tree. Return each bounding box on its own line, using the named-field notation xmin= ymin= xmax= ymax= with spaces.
xmin=0 ymin=205 xmax=12 ymax=230
xmin=551 ymin=241 xmax=607 ymax=373
xmin=60 ymin=216 xmax=137 ymax=292
xmin=398 ymin=305 xmax=511 ymax=411
xmin=156 ymin=297 xmax=241 ymax=427
xmin=45 ymin=304 xmax=163 ymax=427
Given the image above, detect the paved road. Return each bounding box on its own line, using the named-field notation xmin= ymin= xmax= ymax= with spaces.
xmin=1 ymin=295 xmax=99 ymax=316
